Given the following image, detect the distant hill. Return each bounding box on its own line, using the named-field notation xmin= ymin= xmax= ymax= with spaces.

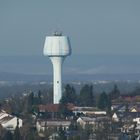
xmin=65 ymin=73 xmax=140 ymax=82
xmin=1 ymin=72 xmax=140 ymax=82
xmin=0 ymin=72 xmax=50 ymax=82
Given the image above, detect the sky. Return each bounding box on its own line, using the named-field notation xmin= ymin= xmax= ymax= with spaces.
xmin=0 ymin=0 xmax=140 ymax=76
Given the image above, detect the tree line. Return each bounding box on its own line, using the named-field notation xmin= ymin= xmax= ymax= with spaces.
xmin=1 ymin=83 xmax=121 ymax=117
xmin=59 ymin=84 xmax=120 ymax=117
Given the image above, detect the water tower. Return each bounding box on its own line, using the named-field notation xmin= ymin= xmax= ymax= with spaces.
xmin=43 ymin=32 xmax=71 ymax=104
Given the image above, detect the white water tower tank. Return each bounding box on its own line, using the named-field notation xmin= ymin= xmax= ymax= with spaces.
xmin=43 ymin=32 xmax=71 ymax=104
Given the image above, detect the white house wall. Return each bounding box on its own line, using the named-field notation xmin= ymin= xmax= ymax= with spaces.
xmin=2 ymin=117 xmax=22 ymax=130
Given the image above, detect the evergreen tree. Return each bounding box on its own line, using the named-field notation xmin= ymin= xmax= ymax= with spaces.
xmin=79 ymin=84 xmax=95 ymax=106
xmin=59 ymin=84 xmax=76 ymax=118
xmin=109 ymin=84 xmax=120 ymax=100
xmin=97 ymin=91 xmax=110 ymax=110
xmin=37 ymin=90 xmax=42 ymax=104
xmin=132 ymin=86 xmax=140 ymax=96
xmin=28 ymin=92 xmax=34 ymax=106
xmin=13 ymin=119 xmax=22 ymax=140
xmin=13 ymin=126 xmax=22 ymax=140
xmin=26 ymin=92 xmax=34 ymax=113
xmin=63 ymin=84 xmax=77 ymax=104
xmin=59 ymin=97 xmax=73 ymax=118
xmin=34 ymin=90 xmax=43 ymax=105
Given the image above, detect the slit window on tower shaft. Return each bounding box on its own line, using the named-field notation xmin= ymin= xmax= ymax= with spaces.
xmin=57 ymin=81 xmax=59 ymax=83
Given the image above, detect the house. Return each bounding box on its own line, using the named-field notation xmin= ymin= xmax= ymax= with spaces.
xmin=129 ymin=106 xmax=137 ymax=112
xmin=129 ymin=105 xmax=140 ymax=113
xmin=77 ymin=117 xmax=96 ymax=129
xmin=121 ymin=124 xmax=135 ymax=133
xmin=133 ymin=118 xmax=140 ymax=125
xmin=123 ymin=96 xmax=134 ymax=102
xmin=135 ymin=125 xmax=140 ymax=135
xmin=49 ymin=133 xmax=59 ymax=140
xmin=38 ymin=104 xmax=60 ymax=118
xmin=36 ymin=119 xmax=71 ymax=132
xmin=112 ymin=113 xmax=119 ymax=122
xmin=0 ymin=116 xmax=22 ymax=131
xmin=111 ymin=104 xmax=120 ymax=111
xmin=118 ymin=105 xmax=126 ymax=113
xmin=38 ymin=103 xmax=74 ymax=118
xmin=73 ymin=106 xmax=106 ymax=116
xmin=39 ymin=104 xmax=59 ymax=113
xmin=0 ymin=110 xmax=22 ymax=131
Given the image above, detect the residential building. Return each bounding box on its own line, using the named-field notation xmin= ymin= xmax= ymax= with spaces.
xmin=73 ymin=106 xmax=106 ymax=116
xmin=112 ymin=113 xmax=119 ymax=122
xmin=36 ymin=119 xmax=71 ymax=132
xmin=77 ymin=117 xmax=96 ymax=129
xmin=0 ymin=110 xmax=22 ymax=131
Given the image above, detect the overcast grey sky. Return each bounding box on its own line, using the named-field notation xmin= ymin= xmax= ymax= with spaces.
xmin=0 ymin=0 xmax=140 ymax=75
xmin=0 ymin=0 xmax=140 ymax=56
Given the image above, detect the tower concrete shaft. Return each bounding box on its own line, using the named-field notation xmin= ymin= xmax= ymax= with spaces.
xmin=50 ymin=57 xmax=64 ymax=104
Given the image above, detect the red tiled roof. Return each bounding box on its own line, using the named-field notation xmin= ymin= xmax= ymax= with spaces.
xmin=39 ymin=104 xmax=59 ymax=112
xmin=39 ymin=103 xmax=75 ymax=112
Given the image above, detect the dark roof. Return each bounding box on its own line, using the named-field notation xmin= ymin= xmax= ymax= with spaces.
xmin=0 ymin=116 xmax=14 ymax=124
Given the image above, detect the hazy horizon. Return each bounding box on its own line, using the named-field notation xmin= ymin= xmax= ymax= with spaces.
xmin=0 ymin=1 xmax=140 ymax=76
xmin=0 ymin=54 xmax=140 ymax=76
